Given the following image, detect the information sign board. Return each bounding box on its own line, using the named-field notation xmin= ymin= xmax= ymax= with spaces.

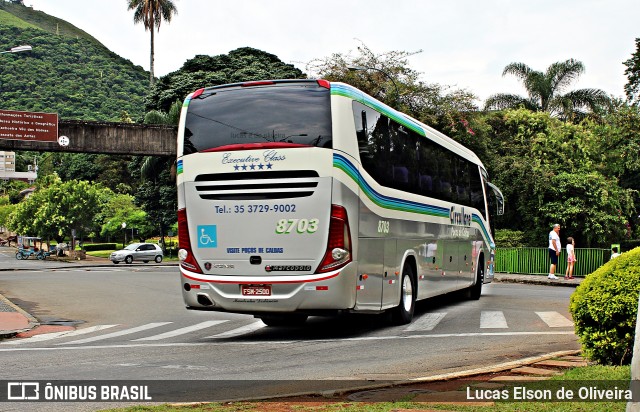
xmin=0 ymin=109 xmax=58 ymax=142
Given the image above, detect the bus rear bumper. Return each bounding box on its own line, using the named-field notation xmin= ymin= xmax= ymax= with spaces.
xmin=180 ymin=263 xmax=357 ymax=314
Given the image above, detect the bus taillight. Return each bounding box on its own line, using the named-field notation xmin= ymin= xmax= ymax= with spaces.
xmin=191 ymin=88 xmax=205 ymax=99
xmin=316 ymin=205 xmax=352 ymax=273
xmin=316 ymin=79 xmax=331 ymax=89
xmin=177 ymin=208 xmax=203 ymax=274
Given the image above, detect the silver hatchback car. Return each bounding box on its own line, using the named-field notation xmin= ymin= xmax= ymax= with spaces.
xmin=110 ymin=243 xmax=163 ymax=264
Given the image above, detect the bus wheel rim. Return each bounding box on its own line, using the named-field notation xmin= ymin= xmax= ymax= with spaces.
xmin=402 ymin=276 xmax=413 ymax=312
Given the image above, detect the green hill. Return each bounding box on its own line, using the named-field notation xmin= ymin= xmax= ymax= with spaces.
xmin=0 ymin=2 xmax=149 ymax=121
xmin=0 ymin=1 xmax=106 ymax=49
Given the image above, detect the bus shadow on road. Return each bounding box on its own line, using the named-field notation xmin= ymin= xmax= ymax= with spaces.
xmin=211 ymin=290 xmax=472 ymax=342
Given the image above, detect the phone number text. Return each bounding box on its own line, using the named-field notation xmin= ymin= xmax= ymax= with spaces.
xmin=215 ymin=204 xmax=297 ymax=214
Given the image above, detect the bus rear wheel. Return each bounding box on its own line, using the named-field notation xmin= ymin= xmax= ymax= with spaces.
xmin=391 ymin=264 xmax=416 ymax=325
xmin=467 ymin=261 xmax=484 ymax=300
xmin=258 ymin=314 xmax=308 ymax=327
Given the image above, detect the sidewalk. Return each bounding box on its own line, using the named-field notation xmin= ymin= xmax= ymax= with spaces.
xmin=0 ymin=267 xmax=581 ymax=339
xmin=493 ymin=272 xmax=583 ymax=287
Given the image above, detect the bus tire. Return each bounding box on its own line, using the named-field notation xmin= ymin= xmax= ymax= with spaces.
xmin=468 ymin=260 xmax=484 ymax=300
xmin=391 ymin=264 xmax=416 ymax=325
xmin=259 ymin=314 xmax=308 ymax=327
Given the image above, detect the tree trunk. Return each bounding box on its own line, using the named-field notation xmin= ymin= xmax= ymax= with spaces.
xmin=150 ymin=28 xmax=155 ymax=86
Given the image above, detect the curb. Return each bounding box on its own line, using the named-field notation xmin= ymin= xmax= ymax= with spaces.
xmin=169 ymin=350 xmax=583 ymax=405
xmin=493 ymin=277 xmax=582 ymax=287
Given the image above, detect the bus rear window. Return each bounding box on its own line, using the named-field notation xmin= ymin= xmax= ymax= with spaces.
xmin=183 ymin=84 xmax=332 ymax=153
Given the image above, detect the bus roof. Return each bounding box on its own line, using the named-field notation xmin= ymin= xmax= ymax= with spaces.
xmin=183 ymin=79 xmax=485 ymax=170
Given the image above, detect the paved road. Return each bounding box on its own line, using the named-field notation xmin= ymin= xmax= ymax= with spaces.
xmin=0 ymin=261 xmax=580 ymax=410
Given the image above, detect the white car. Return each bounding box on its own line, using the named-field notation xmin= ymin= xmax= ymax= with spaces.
xmin=110 ymin=243 xmax=163 ymax=264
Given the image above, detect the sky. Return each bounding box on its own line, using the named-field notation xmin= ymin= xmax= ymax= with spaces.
xmin=22 ymin=0 xmax=640 ymax=104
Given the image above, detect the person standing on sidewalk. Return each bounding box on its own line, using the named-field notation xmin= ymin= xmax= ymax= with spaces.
xmin=548 ymin=224 xmax=561 ymax=279
xmin=611 ymin=247 xmax=621 ymax=260
xmin=565 ymin=237 xmax=576 ymax=279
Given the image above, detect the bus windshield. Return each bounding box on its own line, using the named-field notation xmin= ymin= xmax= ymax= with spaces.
xmin=183 ymin=83 xmax=333 ymax=154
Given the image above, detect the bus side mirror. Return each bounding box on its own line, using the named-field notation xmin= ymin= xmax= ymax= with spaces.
xmin=486 ymin=182 xmax=504 ymax=216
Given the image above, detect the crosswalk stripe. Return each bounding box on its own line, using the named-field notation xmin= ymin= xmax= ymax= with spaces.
xmin=1 ymin=324 xmax=119 ymax=345
xmin=480 ymin=311 xmax=508 ymax=328
xmin=536 ymin=311 xmax=574 ymax=327
xmin=2 ymin=310 xmax=577 ymax=347
xmin=61 ymin=322 xmax=172 ymax=345
xmin=132 ymin=320 xmax=228 ymax=341
xmin=205 ymin=320 xmax=266 ymax=338
xmin=404 ymin=312 xmax=446 ymax=331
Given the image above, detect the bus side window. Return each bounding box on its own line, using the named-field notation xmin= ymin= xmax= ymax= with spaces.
xmin=393 ymin=166 xmax=409 ymax=185
xmin=470 ymin=165 xmax=486 ymax=216
xmin=419 ymin=174 xmax=432 ymax=193
xmin=356 ymin=110 xmax=368 ymax=152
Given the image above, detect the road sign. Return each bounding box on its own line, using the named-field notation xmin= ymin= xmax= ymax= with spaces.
xmin=0 ymin=109 xmax=58 ymax=142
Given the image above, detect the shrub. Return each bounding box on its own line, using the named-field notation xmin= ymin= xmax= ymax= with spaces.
xmin=494 ymin=229 xmax=527 ymax=248
xmin=82 ymin=243 xmax=117 ymax=252
xmin=569 ymin=247 xmax=640 ymax=365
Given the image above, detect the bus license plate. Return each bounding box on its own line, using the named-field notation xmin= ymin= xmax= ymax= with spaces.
xmin=241 ymin=285 xmax=271 ymax=296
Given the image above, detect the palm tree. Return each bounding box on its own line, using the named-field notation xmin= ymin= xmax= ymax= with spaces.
xmin=127 ymin=0 xmax=177 ymax=86
xmin=484 ymin=59 xmax=610 ymax=121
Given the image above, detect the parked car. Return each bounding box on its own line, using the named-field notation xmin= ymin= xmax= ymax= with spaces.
xmin=110 ymin=243 xmax=163 ymax=264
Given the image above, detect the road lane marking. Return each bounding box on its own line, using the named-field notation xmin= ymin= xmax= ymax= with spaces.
xmin=0 ymin=331 xmax=577 ymax=352
xmin=132 ymin=320 xmax=228 ymax=341
xmin=480 ymin=311 xmax=508 ymax=328
xmin=0 ymin=324 xmax=119 ymax=345
xmin=60 ymin=322 xmax=172 ymax=345
xmin=536 ymin=311 xmax=574 ymax=327
xmin=404 ymin=312 xmax=446 ymax=331
xmin=205 ymin=321 xmax=267 ymax=339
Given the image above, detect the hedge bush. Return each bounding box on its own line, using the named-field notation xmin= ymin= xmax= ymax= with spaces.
xmin=82 ymin=243 xmax=117 ymax=252
xmin=569 ymin=247 xmax=640 ymax=365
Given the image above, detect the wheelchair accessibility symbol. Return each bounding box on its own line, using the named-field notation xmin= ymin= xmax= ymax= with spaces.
xmin=197 ymin=225 xmax=218 ymax=248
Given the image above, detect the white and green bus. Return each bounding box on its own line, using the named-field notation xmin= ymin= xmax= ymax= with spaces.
xmin=177 ymin=79 xmax=504 ymax=326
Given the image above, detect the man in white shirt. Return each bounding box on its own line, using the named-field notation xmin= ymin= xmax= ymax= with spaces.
xmin=611 ymin=247 xmax=621 ymax=260
xmin=548 ymin=224 xmax=561 ymax=279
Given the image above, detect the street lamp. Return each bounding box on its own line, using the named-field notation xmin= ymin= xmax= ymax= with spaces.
xmin=347 ymin=65 xmax=400 ymax=108
xmin=0 ymin=45 xmax=32 ymax=54
xmin=121 ymin=222 xmax=127 ymax=248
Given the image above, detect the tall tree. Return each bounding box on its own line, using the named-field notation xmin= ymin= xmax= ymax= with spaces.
xmin=623 ymin=38 xmax=640 ymax=105
xmin=484 ymin=59 xmax=611 ymax=121
xmin=307 ymin=43 xmax=478 ymax=132
xmin=7 ymin=177 xmax=108 ymax=245
xmin=483 ymin=108 xmax=635 ymax=247
xmin=127 ymin=0 xmax=177 ymax=86
xmin=146 ymin=47 xmax=305 ymax=112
